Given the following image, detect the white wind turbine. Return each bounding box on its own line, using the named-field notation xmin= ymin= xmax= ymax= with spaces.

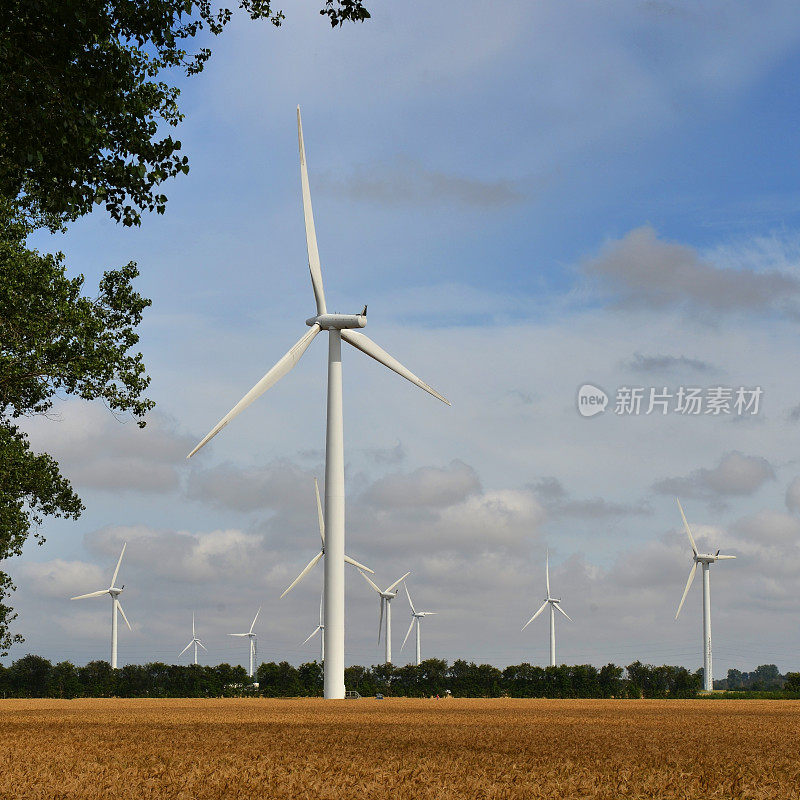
xmin=180 ymin=613 xmax=207 ymax=665
xmin=70 ymin=542 xmax=131 ymax=669
xmin=300 ymin=590 xmax=325 ymax=663
xmin=360 ymin=570 xmax=411 ymax=665
xmin=280 ymin=477 xmax=373 ymax=598
xmin=521 ymin=550 xmax=572 ymax=667
xmin=187 ymin=108 xmax=449 ymax=698
xmin=400 ymin=582 xmax=436 ymax=666
xmin=228 ymin=606 xmax=261 ymax=678
xmin=674 ymin=498 xmax=736 ymax=692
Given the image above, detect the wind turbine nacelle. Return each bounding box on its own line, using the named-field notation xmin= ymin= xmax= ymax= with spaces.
xmin=306 ymin=313 xmax=367 ymax=330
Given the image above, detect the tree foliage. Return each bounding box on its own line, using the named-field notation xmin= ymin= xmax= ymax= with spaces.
xmin=1 ymin=0 xmax=371 ymax=229
xmin=0 ymin=656 xmax=725 ymax=699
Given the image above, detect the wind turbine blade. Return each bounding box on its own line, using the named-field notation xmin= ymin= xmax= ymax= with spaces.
xmin=676 ymin=498 xmax=698 ymax=555
xmin=280 ymin=551 xmax=323 ymax=598
xmin=344 ymin=554 xmax=373 ymax=573
xmin=301 ymin=626 xmax=322 ymax=646
xmin=716 ymin=554 xmax=736 ymax=560
xmin=521 ymin=601 xmax=549 ymax=631
xmin=192 ymin=612 xmax=195 ymax=638
xmin=378 ymin=597 xmax=384 ymax=644
xmin=70 ymin=590 xmax=108 ymax=600
xmin=228 ymin=633 xmax=248 ymax=637
xmin=420 ymin=611 xmax=437 ymax=616
xmin=359 ymin=569 xmax=382 ymax=594
xmin=249 ymin=606 xmax=262 ymax=633
xmin=340 ymin=330 xmax=450 ymax=406
xmin=110 ymin=542 xmax=127 ymax=587
xmin=314 ymin=477 xmax=325 ymax=544
xmin=116 ymin=601 xmax=132 ymax=631
xmin=187 ymin=324 xmax=321 ymax=458
xmin=297 ymin=106 xmax=327 ymax=316
xmin=404 ymin=582 xmax=416 ymax=615
xmin=554 ymin=604 xmax=572 ymax=622
xmin=545 ymin=549 xmax=550 ymax=598
xmin=385 ymin=571 xmax=412 ymax=594
xmin=401 ymin=617 xmax=415 ymax=651
xmin=179 ymin=642 xmax=192 ymax=657
xmin=675 ymin=562 xmax=698 ymax=620
xmin=197 ymin=640 xmax=208 ymax=652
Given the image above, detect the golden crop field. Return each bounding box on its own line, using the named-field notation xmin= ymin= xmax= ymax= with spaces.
xmin=0 ymin=698 xmax=797 ymax=800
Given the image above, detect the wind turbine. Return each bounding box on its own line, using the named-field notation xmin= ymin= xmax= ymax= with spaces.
xmin=360 ymin=570 xmax=411 ymax=664
xmin=187 ymin=108 xmax=449 ymax=698
xmin=70 ymin=542 xmax=131 ymax=669
xmin=280 ymin=477 xmax=373 ymax=598
xmin=521 ymin=550 xmax=572 ymax=667
xmin=180 ymin=613 xmax=207 ymax=665
xmin=400 ymin=581 xmax=436 ymax=666
xmin=228 ymin=606 xmax=261 ymax=678
xmin=674 ymin=498 xmax=736 ymax=692
xmin=300 ymin=590 xmax=325 ymax=663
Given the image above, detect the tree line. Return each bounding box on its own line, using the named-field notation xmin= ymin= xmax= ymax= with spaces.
xmin=7 ymin=655 xmax=797 ymax=699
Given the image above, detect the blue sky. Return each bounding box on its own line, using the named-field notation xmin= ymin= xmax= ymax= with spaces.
xmin=13 ymin=0 xmax=800 ymax=675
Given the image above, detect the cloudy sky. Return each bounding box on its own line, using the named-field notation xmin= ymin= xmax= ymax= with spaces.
xmin=12 ymin=0 xmax=800 ymax=675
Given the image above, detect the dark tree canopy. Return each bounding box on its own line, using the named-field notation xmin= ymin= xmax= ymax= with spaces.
xmin=0 ymin=0 xmax=372 ymax=655
xmin=1 ymin=0 xmax=370 ymax=229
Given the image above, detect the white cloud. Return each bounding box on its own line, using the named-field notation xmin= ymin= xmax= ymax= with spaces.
xmin=21 ymin=403 xmax=196 ymax=494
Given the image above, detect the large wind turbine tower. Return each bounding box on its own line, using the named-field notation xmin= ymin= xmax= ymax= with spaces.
xmin=188 ymin=108 xmax=449 ymax=698
xmin=521 ymin=550 xmax=572 ymax=667
xmin=70 ymin=542 xmax=132 ymax=669
xmin=360 ymin=570 xmax=411 ymax=664
xmin=674 ymin=498 xmax=736 ymax=692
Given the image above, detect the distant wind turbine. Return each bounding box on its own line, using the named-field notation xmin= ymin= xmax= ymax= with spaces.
xmin=521 ymin=550 xmax=572 ymax=667
xmin=674 ymin=498 xmax=736 ymax=692
xmin=187 ymin=108 xmax=449 ymax=698
xmin=180 ymin=613 xmax=207 ymax=665
xmin=71 ymin=542 xmax=131 ymax=669
xmin=280 ymin=477 xmax=373 ymax=598
xmin=360 ymin=570 xmax=411 ymax=664
xmin=300 ymin=590 xmax=325 ymax=663
xmin=400 ymin=582 xmax=436 ymax=666
xmin=228 ymin=606 xmax=261 ymax=678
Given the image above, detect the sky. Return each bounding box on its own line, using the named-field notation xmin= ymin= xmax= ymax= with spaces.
xmin=10 ymin=0 xmax=800 ymax=676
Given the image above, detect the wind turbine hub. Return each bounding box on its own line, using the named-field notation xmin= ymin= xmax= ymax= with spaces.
xmin=306 ymin=313 xmax=367 ymax=330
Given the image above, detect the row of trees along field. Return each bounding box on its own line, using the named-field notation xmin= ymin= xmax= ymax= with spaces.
xmin=4 ymin=656 xmax=798 ymax=699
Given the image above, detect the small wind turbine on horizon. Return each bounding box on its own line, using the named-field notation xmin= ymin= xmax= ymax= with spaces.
xmin=674 ymin=498 xmax=736 ymax=692
xmin=400 ymin=581 xmax=436 ymax=666
xmin=179 ymin=613 xmax=207 ymax=665
xmin=187 ymin=107 xmax=449 ymax=698
xmin=228 ymin=606 xmax=261 ymax=678
xmin=280 ymin=477 xmax=373 ymax=598
xmin=521 ymin=550 xmax=572 ymax=667
xmin=300 ymin=590 xmax=325 ymax=663
xmin=360 ymin=570 xmax=411 ymax=665
xmin=70 ymin=542 xmax=131 ymax=669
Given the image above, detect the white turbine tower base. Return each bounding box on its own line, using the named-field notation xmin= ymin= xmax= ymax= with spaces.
xmin=521 ymin=550 xmax=572 ymax=667
xmin=401 ymin=582 xmax=437 ymax=666
xmin=360 ymin=570 xmax=411 ymax=665
xmin=71 ymin=542 xmax=132 ymax=669
xmin=188 ymin=108 xmax=449 ymax=698
xmin=229 ymin=606 xmax=261 ymax=678
xmin=674 ymin=498 xmax=736 ymax=692
xmin=180 ymin=613 xmax=207 ymax=665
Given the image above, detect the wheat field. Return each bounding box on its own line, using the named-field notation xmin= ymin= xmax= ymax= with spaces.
xmin=0 ymin=698 xmax=797 ymax=799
